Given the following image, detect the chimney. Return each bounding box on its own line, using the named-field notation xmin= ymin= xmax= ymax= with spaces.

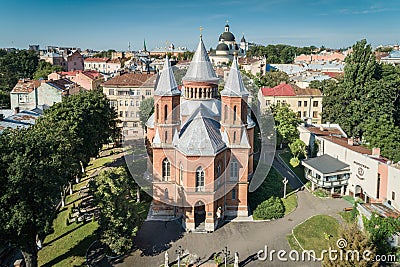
xmin=14 ymin=107 xmax=20 ymax=114
xmin=372 ymin=147 xmax=380 ymax=158
xmin=347 ymin=138 xmax=354 ymax=146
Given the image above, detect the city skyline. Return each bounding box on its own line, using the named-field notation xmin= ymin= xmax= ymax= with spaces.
xmin=1 ymin=0 xmax=400 ymax=51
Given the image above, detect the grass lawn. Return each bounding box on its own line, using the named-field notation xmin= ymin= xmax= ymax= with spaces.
xmin=291 ymin=215 xmax=340 ymax=256
xmin=38 ymin=178 xmax=99 ymax=267
xmin=282 ymin=192 xmax=297 ymax=215
xmin=287 ymin=234 xmax=302 ymax=252
xmin=279 ymin=151 xmax=307 ymax=184
xmin=250 ymin=166 xmax=297 ymax=215
xmin=86 ymin=157 xmax=113 ymax=172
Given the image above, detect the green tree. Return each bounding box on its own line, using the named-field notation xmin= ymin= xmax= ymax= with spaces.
xmin=289 ymin=138 xmax=307 ymax=167
xmin=93 ymin=49 xmax=116 ymax=58
xmin=139 ymin=97 xmax=154 ymax=129
xmin=322 ymin=223 xmax=379 ymax=267
xmin=271 ymin=103 xmax=302 ymax=146
xmin=363 ymin=213 xmax=400 ymax=256
xmin=254 ymin=70 xmax=289 ymax=88
xmin=0 ymin=127 xmax=74 ymax=266
xmin=42 ymin=89 xmax=119 ymax=168
xmin=0 ymin=50 xmax=39 ymax=108
xmin=289 ymin=138 xmax=307 ymax=159
xmin=33 ymin=60 xmax=63 ymax=79
xmin=253 ymin=196 xmax=285 ymax=220
xmin=309 ymin=79 xmax=339 ymax=94
xmin=91 ymin=167 xmax=145 ymax=254
xmin=0 ymin=89 xmax=119 ymax=267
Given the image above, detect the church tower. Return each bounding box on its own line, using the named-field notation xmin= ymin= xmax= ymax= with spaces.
xmin=153 ymin=56 xmax=181 ymax=146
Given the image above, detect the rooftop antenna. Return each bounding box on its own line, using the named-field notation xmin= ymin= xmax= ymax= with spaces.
xmin=128 ymin=42 xmax=131 ymax=52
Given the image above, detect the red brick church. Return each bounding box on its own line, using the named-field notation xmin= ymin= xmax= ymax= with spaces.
xmin=146 ymin=35 xmax=255 ymax=232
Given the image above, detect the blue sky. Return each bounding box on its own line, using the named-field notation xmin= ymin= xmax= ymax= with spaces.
xmin=0 ymin=0 xmax=399 ymax=51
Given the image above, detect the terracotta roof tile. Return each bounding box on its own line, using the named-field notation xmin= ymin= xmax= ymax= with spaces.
xmin=261 ymin=83 xmax=321 ymax=97
xmin=11 ymin=80 xmax=42 ymax=93
xmin=84 ymin=57 xmax=109 ymax=62
xmin=102 ymin=73 xmax=157 ymax=87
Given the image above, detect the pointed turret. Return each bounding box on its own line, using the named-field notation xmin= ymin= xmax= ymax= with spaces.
xmin=221 ymin=56 xmax=249 ymax=97
xmin=182 ymin=36 xmax=219 ymax=84
xmin=154 ymin=56 xmax=181 ymax=96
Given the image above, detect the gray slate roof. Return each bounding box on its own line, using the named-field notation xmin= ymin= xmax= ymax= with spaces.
xmin=182 ymin=37 xmax=219 ymax=84
xmin=154 ymin=56 xmax=181 ymax=96
xmin=302 ymin=154 xmax=350 ymax=175
xmin=221 ymin=56 xmax=249 ymax=97
xmin=177 ymin=104 xmax=226 ymax=156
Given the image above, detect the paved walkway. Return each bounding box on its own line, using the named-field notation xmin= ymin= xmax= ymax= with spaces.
xmin=114 ymin=190 xmax=349 ymax=267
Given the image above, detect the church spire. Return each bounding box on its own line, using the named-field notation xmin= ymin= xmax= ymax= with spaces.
xmin=221 ymin=56 xmax=249 ymax=97
xmin=182 ymin=35 xmax=219 ymax=84
xmin=154 ymin=56 xmax=180 ymax=96
xmin=143 ymin=38 xmax=147 ymax=52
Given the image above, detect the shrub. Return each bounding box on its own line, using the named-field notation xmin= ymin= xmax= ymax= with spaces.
xmin=253 ymin=196 xmax=285 ymax=220
xmin=290 ymin=157 xmax=300 ymax=167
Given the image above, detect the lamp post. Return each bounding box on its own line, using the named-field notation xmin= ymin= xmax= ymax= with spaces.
xmin=175 ymin=245 xmax=184 ymax=267
xmin=283 ymin=178 xmax=288 ymax=199
xmin=222 ymin=246 xmax=230 ymax=267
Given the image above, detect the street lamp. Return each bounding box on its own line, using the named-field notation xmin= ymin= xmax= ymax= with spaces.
xmin=283 ymin=178 xmax=288 ymax=199
xmin=222 ymin=246 xmax=230 ymax=267
xmin=175 ymin=245 xmax=184 ymax=267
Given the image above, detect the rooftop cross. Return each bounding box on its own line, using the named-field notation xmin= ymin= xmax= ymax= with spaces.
xmin=199 ymin=26 xmax=203 ymax=37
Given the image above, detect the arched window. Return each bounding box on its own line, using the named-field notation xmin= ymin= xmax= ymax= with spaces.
xmin=179 ymin=163 xmax=183 ymax=185
xmin=162 ymin=158 xmax=170 ymax=181
xmin=233 ymin=105 xmax=237 ymax=121
xmin=164 ymin=188 xmax=169 ymax=199
xmin=224 ymin=105 xmax=228 ymax=122
xmin=196 ymin=167 xmax=205 ymax=192
xmin=164 ymin=105 xmax=168 ymax=122
xmin=233 ymin=132 xmax=236 ymax=143
xmin=217 ymin=163 xmax=221 ymax=178
xmin=199 ymin=88 xmax=202 ymax=98
xmin=232 ymin=188 xmax=236 ymax=199
xmin=156 ymin=104 xmax=159 ymax=122
xmin=230 ymin=159 xmax=238 ymax=181
xmin=164 ymin=131 xmax=168 ymax=143
xmin=191 ymin=88 xmax=193 ymax=98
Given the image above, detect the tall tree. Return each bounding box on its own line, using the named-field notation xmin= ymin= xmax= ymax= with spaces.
xmin=322 ymin=223 xmax=378 ymax=267
xmin=139 ymin=97 xmax=154 ymax=129
xmin=0 ymin=89 xmax=119 ymax=266
xmin=33 ymin=60 xmax=63 ymax=79
xmin=271 ymin=103 xmax=302 ymax=146
xmin=0 ymin=50 xmax=39 ymax=107
xmin=91 ymin=167 xmax=146 ymax=254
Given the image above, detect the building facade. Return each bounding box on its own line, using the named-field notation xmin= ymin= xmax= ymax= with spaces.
xmin=300 ymin=124 xmax=400 ymax=212
xmin=146 ymin=36 xmax=255 ymax=232
xmin=102 ymin=73 xmax=157 ymax=138
xmin=258 ymin=83 xmax=323 ymax=124
xmin=84 ymin=58 xmax=122 ymax=74
xmin=10 ymin=78 xmax=81 ymax=111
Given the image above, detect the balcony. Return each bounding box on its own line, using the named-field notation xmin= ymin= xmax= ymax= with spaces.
xmin=306 ymin=173 xmax=349 ymax=188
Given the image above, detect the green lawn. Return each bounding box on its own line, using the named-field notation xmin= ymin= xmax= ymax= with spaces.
xmin=250 ymin=166 xmax=297 ymax=215
xmin=279 ymin=151 xmax=307 ymax=183
xmin=282 ymin=192 xmax=297 ymax=215
xmin=86 ymin=157 xmax=113 ymax=172
xmin=38 ymin=180 xmax=99 ymax=267
xmin=291 ymin=215 xmax=340 ymax=256
xmin=286 ymin=234 xmax=302 ymax=252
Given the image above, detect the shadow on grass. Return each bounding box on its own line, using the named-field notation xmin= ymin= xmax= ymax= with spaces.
xmin=43 ymin=222 xmax=85 ymax=247
xmin=41 ymin=231 xmax=98 ymax=267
